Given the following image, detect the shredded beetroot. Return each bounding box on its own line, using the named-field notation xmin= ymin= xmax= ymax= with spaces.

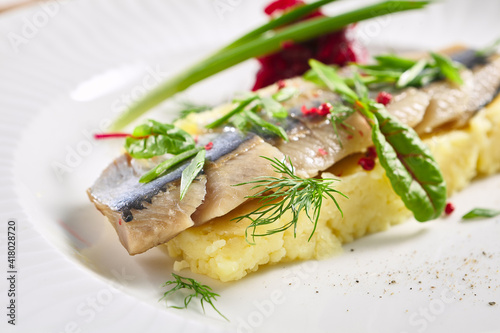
xmin=264 ymin=0 xmax=304 ymax=16
xmin=376 ymin=91 xmax=393 ymax=106
xmin=445 ymin=202 xmax=455 ymax=215
xmin=358 ymin=157 xmax=375 ymax=171
xmin=253 ymin=1 xmax=367 ymax=90
xmin=204 ymin=142 xmax=214 ymax=150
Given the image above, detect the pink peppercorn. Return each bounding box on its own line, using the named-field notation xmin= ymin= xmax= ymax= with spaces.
xmin=445 ymin=202 xmax=455 ymax=215
xmin=376 ymin=91 xmax=393 ymax=106
xmin=358 ymin=157 xmax=375 ymax=171
xmin=204 ymin=142 xmax=213 ymax=150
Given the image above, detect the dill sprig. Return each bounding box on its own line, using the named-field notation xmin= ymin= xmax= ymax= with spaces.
xmin=232 ymin=156 xmax=346 ymax=244
xmin=160 ymin=273 xmax=228 ymax=321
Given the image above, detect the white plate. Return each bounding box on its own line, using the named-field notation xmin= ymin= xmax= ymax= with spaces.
xmin=1 ymin=0 xmax=500 ymax=332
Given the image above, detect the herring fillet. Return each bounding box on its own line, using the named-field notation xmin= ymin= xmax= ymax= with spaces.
xmin=88 ymin=49 xmax=500 ymax=255
xmin=87 ymin=154 xmax=207 ymax=255
xmin=192 ymin=133 xmax=284 ymax=224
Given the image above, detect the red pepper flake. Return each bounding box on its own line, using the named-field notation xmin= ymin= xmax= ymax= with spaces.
xmin=118 ymin=219 xmax=122 ymax=226
xmin=366 ymin=146 xmax=377 ymax=159
xmin=376 ymin=91 xmax=393 ymax=106
xmin=317 ymin=102 xmax=333 ymax=116
xmin=347 ymin=134 xmax=354 ymax=140
xmin=302 ymin=103 xmax=331 ymax=117
xmin=358 ymin=157 xmax=375 ymax=171
xmin=445 ymin=202 xmax=455 ymax=215
xmin=318 ymin=148 xmax=327 ymax=156
xmin=358 ymin=130 xmax=364 ymax=137
xmin=204 ymin=142 xmax=214 ymax=150
xmin=301 ymin=105 xmax=318 ymax=116
xmin=277 ymin=80 xmax=286 ymax=90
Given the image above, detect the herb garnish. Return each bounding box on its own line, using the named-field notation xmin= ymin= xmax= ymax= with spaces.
xmin=175 ymin=102 xmax=211 ymax=121
xmin=125 ymin=119 xmax=195 ymax=159
xmin=233 ymin=157 xmax=346 ymax=244
xmin=161 ymin=273 xmax=227 ymax=321
xmin=351 ymin=52 xmax=463 ymax=89
xmin=110 ymin=0 xmax=430 ymax=130
xmin=462 ymin=208 xmax=500 ymax=220
xmin=307 ymin=60 xmax=447 ymax=221
xmin=121 ymin=119 xmax=207 ymax=198
xmin=205 ymin=89 xmax=297 ymax=141
xmin=180 ymin=149 xmax=206 ymax=200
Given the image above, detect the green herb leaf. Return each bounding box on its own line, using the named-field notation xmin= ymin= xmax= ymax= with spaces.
xmin=261 ymin=97 xmax=288 ymax=119
xmin=139 ymin=147 xmax=202 ymax=183
xmin=205 ymin=96 xmax=258 ymax=129
xmin=371 ymin=108 xmax=447 ymax=221
xmin=161 ymin=273 xmax=227 ymax=321
xmin=373 ymin=54 xmax=417 ymax=70
xmin=272 ymin=87 xmax=298 ymax=102
xmin=180 ymin=149 xmax=206 ymax=200
xmin=396 ymin=58 xmax=427 ymax=88
xmin=462 ymin=208 xmax=500 ymax=220
xmin=232 ymin=157 xmax=346 ymax=244
xmin=125 ymin=120 xmax=195 ymax=159
xmin=309 ymin=59 xmax=358 ymax=102
xmin=243 ymin=108 xmax=289 ymax=141
xmin=430 ymin=52 xmax=463 ymax=85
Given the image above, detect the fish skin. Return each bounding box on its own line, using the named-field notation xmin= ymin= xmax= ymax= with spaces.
xmin=89 ymin=48 xmax=500 ymax=255
xmin=88 ymin=154 xmax=207 ymax=255
xmin=192 ymin=132 xmax=284 ymax=224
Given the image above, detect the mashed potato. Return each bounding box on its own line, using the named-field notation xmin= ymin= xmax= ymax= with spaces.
xmin=166 ymin=96 xmax=500 ymax=282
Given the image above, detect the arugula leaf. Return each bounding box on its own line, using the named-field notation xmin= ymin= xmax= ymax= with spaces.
xmin=462 ymin=208 xmax=500 ymax=220
xmin=430 ymin=52 xmax=463 ymax=85
xmin=180 ymin=149 xmax=206 ymax=200
xmin=125 ymin=120 xmax=195 ymax=159
xmin=139 ymin=147 xmax=202 ymax=183
xmin=371 ymin=108 xmax=447 ymax=221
